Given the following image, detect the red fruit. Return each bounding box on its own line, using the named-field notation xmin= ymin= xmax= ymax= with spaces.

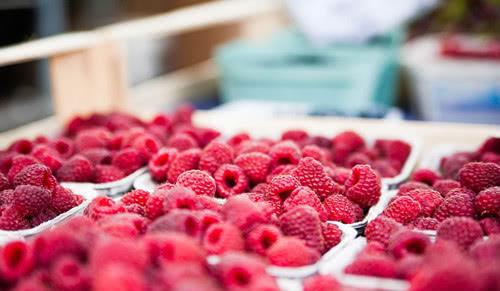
xmin=476 ymin=137 xmax=500 ymax=155
xmin=475 ymin=186 xmax=500 ymax=217
xmin=322 ymin=223 xmax=342 ymax=252
xmin=327 ymin=167 xmax=351 ymax=185
xmin=121 ymin=189 xmax=150 ymax=206
xmin=433 ymin=193 xmax=475 ymax=221
xmin=50 ymin=137 xmax=75 ymax=159
xmin=74 ymin=128 xmax=111 ymax=151
xmin=359 ymin=241 xmax=386 ymax=256
xmin=458 ymin=162 xmax=500 ymax=192
xmin=411 ymin=168 xmax=441 ymax=186
xmin=90 ymin=237 xmax=147 ymax=271
xmin=93 ymin=165 xmax=125 ymax=183
xmin=481 ymin=152 xmax=500 ymax=164
xmin=176 ymin=170 xmax=216 ymax=197
xmin=440 ymin=152 xmax=473 ymax=179
xmin=0 ymin=189 xmax=14 ymax=206
xmin=192 ymin=127 xmax=220 ymax=148
xmin=324 ymin=194 xmax=361 ymax=224
xmin=479 ymin=217 xmax=500 ymax=235
xmin=303 ymin=275 xmax=341 ymax=291
xmin=57 ymin=155 xmax=95 ymax=182
xmin=281 ymin=129 xmax=309 ymax=143
xmin=268 ymin=141 xmax=302 ymax=167
xmin=148 ymin=148 xmax=178 ymax=182
xmin=387 ymin=230 xmax=431 ymax=259
xmin=470 ymin=235 xmax=500 ymax=263
xmin=13 ymin=164 xmax=57 ymax=192
xmin=437 ymin=217 xmax=483 ymax=249
xmin=432 ymin=179 xmax=461 ymax=196
xmin=196 ymin=209 xmax=223 ymax=233
xmin=372 ymin=159 xmax=399 ymax=178
xmin=345 ymin=254 xmax=397 ymax=278
xmin=346 ymin=152 xmax=371 ymax=168
xmin=246 ymin=224 xmax=282 ymax=256
xmin=202 ymin=222 xmax=244 ymax=254
xmin=166 ymin=133 xmax=198 ymax=151
xmin=283 ymin=186 xmax=328 ymax=221
xmin=291 ymin=157 xmax=343 ymax=200
xmin=375 ymin=139 xmax=411 ymax=166
xmin=216 ymin=252 xmax=268 ymax=290
xmin=167 ymin=148 xmax=201 ymax=183
xmin=410 ymin=258 xmax=479 ymax=291
xmin=162 ymin=186 xmax=198 ymax=211
xmin=93 ymin=264 xmax=146 ymax=291
xmin=8 ymin=139 xmax=33 ymax=155
xmin=331 ymin=131 xmax=365 ymax=164
xmin=267 ymin=237 xmax=320 ymax=267
xmin=145 ymin=193 xmax=166 ymax=220
xmin=7 ymin=155 xmax=39 ymax=183
xmin=142 ymin=232 xmax=205 ymax=264
xmin=80 ymin=148 xmax=112 ymax=165
xmin=234 ymin=152 xmax=272 ymax=184
xmin=0 ymin=240 xmax=34 ymax=281
xmin=279 ymin=205 xmax=325 ymax=252
xmin=302 ymin=145 xmax=327 ymax=162
xmin=251 ymin=183 xmax=269 ymax=195
xmin=0 ymin=206 xmax=30 ymax=230
xmin=131 ymin=133 xmax=160 ymax=161
xmin=383 ymin=196 xmax=422 ymax=224
xmin=99 ymin=213 xmax=148 ymax=238
xmin=443 ymin=187 xmax=476 ymax=199
xmin=412 ymin=217 xmax=440 ymax=231
xmin=395 ymin=255 xmax=423 ymax=280
xmin=148 ymin=209 xmax=200 ymax=238
xmin=344 ymin=164 xmax=381 ymax=208
xmin=12 ymin=185 xmax=51 ymax=216
xmin=213 ymin=164 xmax=249 ymax=198
xmin=265 ymin=175 xmax=301 ymax=212
xmin=0 ymin=172 xmax=9 ymax=192
xmin=51 ymin=186 xmax=82 ymax=213
xmin=236 ymin=140 xmax=270 ymax=156
xmin=50 ymin=255 xmax=89 ymax=291
xmin=84 ymin=196 xmax=125 ymax=221
xmin=112 ymin=148 xmax=144 ymax=176
xmin=31 ymin=209 xmax=57 ymax=227
xmin=32 ymin=228 xmax=87 ymax=267
xmin=365 ymin=216 xmax=403 ymax=247
xmin=198 ymin=140 xmax=234 ymax=174
xmin=406 ymin=189 xmax=443 ymax=217
xmin=397 ymin=181 xmax=430 ymax=196
xmin=266 ymin=164 xmax=297 ymax=183
xmin=227 ymin=132 xmax=251 ymax=148
xmin=221 ymin=196 xmax=266 ymax=234
xmin=31 ymin=145 xmax=63 ymax=173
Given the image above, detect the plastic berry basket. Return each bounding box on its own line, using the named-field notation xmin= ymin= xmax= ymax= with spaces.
xmin=418 ymin=143 xmax=474 ymax=174
xmin=88 ymin=166 xmax=148 ymax=196
xmin=0 ymin=183 xmax=98 ymax=241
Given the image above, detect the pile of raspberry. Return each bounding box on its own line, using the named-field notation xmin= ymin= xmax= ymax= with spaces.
xmin=147 ymin=130 xmax=406 ymax=223
xmin=0 ymin=106 xmax=221 ymax=184
xmin=0 ymin=216 xmax=281 ymax=291
xmin=82 ymin=185 xmax=344 ymax=268
xmin=345 ymin=216 xmax=500 ymax=291
xmin=0 ymin=163 xmax=83 ymax=231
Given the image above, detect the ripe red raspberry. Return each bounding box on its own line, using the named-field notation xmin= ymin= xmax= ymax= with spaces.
xmin=433 ymin=193 xmax=475 ymax=221
xmin=84 ymin=196 xmax=125 ymax=221
xmin=31 ymin=145 xmax=63 ymax=173
xmin=213 ymin=164 xmax=249 ymax=198
xmin=406 ymin=189 xmax=443 ymax=217
xmin=279 ymin=205 xmax=325 ymax=252
xmin=267 ymin=237 xmax=320 ymax=267
xmin=221 ymin=196 xmax=266 ymax=234
xmin=395 ymin=255 xmax=423 ymax=280
xmin=80 ymin=148 xmax=112 ymax=165
xmin=265 ymin=175 xmax=300 ymax=214
xmin=0 ymin=172 xmax=9 ymax=192
xmin=216 ymin=252 xmax=268 ymax=290
xmin=192 ymin=127 xmax=221 ymax=148
xmin=0 ymin=189 xmax=14 ymax=206
xmin=281 ymin=129 xmax=309 ymax=143
xmin=397 ymin=181 xmax=430 ymax=196
xmin=50 ymin=137 xmax=75 ymax=159
xmin=50 ymin=186 xmax=82 ymax=213
xmin=148 ymin=209 xmax=201 ymax=238
xmin=0 ymin=206 xmax=30 ymax=230
xmin=474 ymin=186 xmax=500 ymax=216
xmin=345 ymin=254 xmax=397 ymax=278
xmin=291 ymin=157 xmax=343 ymax=200
xmin=234 ymin=152 xmax=272 ymax=184
xmin=121 ymin=189 xmax=150 ymax=206
xmin=432 ymin=179 xmax=461 ymax=196
xmin=387 ymin=230 xmax=431 ymax=259
xmin=7 ymin=155 xmax=39 ymax=183
xmin=246 ymin=224 xmax=282 ymax=256
xmin=322 ymin=222 xmax=342 ymax=252
xmin=374 ymin=139 xmax=411 ymax=166
xmin=162 ymin=186 xmax=203 ymax=211
xmin=142 ymin=232 xmax=205 ymax=264
xmin=479 ymin=217 xmax=500 ymax=235
xmin=470 ymin=235 xmax=500 ymax=263
xmin=145 ymin=193 xmax=166 ymax=220
xmin=90 ymin=236 xmax=148 ymax=271
xmin=266 ymin=164 xmax=297 ymax=183
xmin=130 ymin=133 xmax=160 ymax=161
xmin=166 ymin=133 xmax=198 ymax=151
xmin=411 ymin=217 xmax=440 ymax=230
xmin=346 ymin=152 xmax=372 ymax=168
xmin=13 ymin=164 xmax=57 ymax=192
xmin=93 ymin=165 xmax=125 ymax=183
xmin=74 ymin=128 xmax=112 ymax=151
xmin=359 ymin=241 xmax=386 ymax=256
xmin=269 ymin=141 xmax=302 ymax=168
xmin=12 ymin=185 xmax=50 ymax=216
xmin=0 ymin=240 xmax=34 ymax=281
xmin=175 ymin=170 xmax=216 ymax=197
xmin=148 ymin=148 xmax=178 ymax=182
xmin=383 ymin=196 xmax=422 ymax=224
xmin=282 ymin=186 xmax=327 ymax=221
xmin=327 ymin=167 xmax=351 ymax=185
xmin=302 ymin=144 xmax=327 ymax=162
xmin=323 ymin=194 xmax=361 ymax=223
xmin=111 ymin=148 xmax=144 ymax=176
xmin=92 ymin=263 xmax=146 ymax=291
xmin=57 ymin=155 xmax=95 ymax=182
xmin=443 ymin=187 xmax=476 ymax=199
xmin=8 ymin=139 xmax=34 ymax=155
xmin=196 ymin=209 xmax=222 ymax=233
xmin=365 ymin=216 xmax=403 ymax=247
xmin=440 ymin=152 xmax=473 ymax=179
xmin=167 ymin=148 xmax=201 ymax=183
xmin=31 ymin=209 xmax=57 ymax=227
xmin=481 ymin=151 xmax=500 ymax=164
xmin=303 ymin=275 xmax=341 ymax=291
xmin=236 ymin=140 xmax=271 ymax=156
xmin=50 ymin=255 xmax=89 ymax=291
xmin=344 ymin=164 xmax=381 ymax=208
xmin=476 ymin=137 xmax=500 ymax=155
xmin=202 ymin=222 xmax=244 ymax=254
xmin=458 ymin=162 xmax=500 ymax=193
xmin=227 ymin=132 xmax=251 ymax=148
xmin=251 ymin=183 xmax=269 ymax=195
xmin=437 ymin=217 xmax=483 ymax=249
xmin=372 ymin=159 xmax=399 ymax=178
xmin=331 ymin=131 xmax=365 ymax=165
xmin=99 ymin=212 xmax=148 ymax=238
xmin=198 ymin=140 xmax=233 ymax=174
xmin=411 ymin=168 xmax=441 ymax=186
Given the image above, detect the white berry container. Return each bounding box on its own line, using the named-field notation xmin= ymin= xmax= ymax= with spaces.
xmin=419 ymin=143 xmax=475 ymax=174
xmin=0 ymin=183 xmax=98 ymax=242
xmin=133 ymin=171 xmax=159 ymax=193
xmin=86 ymin=167 xmax=147 ymax=196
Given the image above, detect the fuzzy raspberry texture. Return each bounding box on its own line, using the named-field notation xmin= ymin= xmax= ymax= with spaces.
xmin=383 ymin=196 xmax=422 ymax=224
xmin=234 ymin=152 xmax=271 ymax=184
xmin=268 ymin=141 xmax=302 ymax=168
xmin=94 ymin=165 xmax=125 ymax=183
xmin=387 ymin=230 xmax=431 ymax=259
xmin=13 ymin=164 xmax=57 ymax=192
xmin=474 ymin=186 xmax=500 ymax=217
xmin=437 ymin=217 xmax=484 ymax=249
xmin=365 ymin=216 xmax=403 ymax=247
xmin=279 ymin=205 xmax=325 ymax=252
xmin=245 ymin=224 xmax=282 ymax=256
xmin=345 ymin=254 xmax=397 ymax=278
xmin=411 ymin=168 xmax=441 ymax=186
xmin=344 ymin=165 xmax=382 ymax=208
xmin=291 ymin=157 xmax=343 ymax=200
xmin=283 ymin=186 xmax=327 ymax=221
xmin=433 ymin=193 xmax=475 ymax=221
xmin=148 ymin=148 xmax=178 ymax=182
xmin=198 ymin=140 xmax=233 ymax=174
xmin=202 ymin=222 xmax=244 ymax=254
xmin=267 ymin=237 xmax=320 ymax=267
xmin=57 ymin=155 xmax=95 ymax=182
xmin=323 ymin=194 xmax=362 ymax=224
xmin=458 ymin=162 xmax=500 ymax=193
xmin=176 ymin=170 xmax=216 ymax=197
xmin=321 ymin=223 xmax=342 ymax=251
xmin=167 ymin=149 xmax=201 ymax=183
xmin=213 ymin=164 xmax=249 ymax=198
xmin=405 ymin=189 xmax=443 ymax=217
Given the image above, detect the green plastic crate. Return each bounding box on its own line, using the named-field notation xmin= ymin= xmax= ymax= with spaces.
xmin=215 ymin=28 xmax=403 ymax=114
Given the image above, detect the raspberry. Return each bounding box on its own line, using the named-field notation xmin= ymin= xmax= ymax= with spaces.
xmin=481 ymin=152 xmax=500 ymax=164
xmin=50 ymin=255 xmax=89 ymax=291
xmin=406 ymin=189 xmax=443 ymax=217
xmin=31 ymin=145 xmax=63 ymax=173
xmin=310 ymin=135 xmax=332 ymax=148
xmin=196 ymin=209 xmax=223 ymax=233
xmin=323 ymin=194 xmax=360 ymax=223
xmin=80 ymin=148 xmax=112 ymax=165
xmin=443 ymin=187 xmax=476 ymax=199
xmin=410 ymin=259 xmax=479 ymax=291
xmin=51 ymin=186 xmax=82 ymax=213
xmin=11 ymin=185 xmax=50 ymax=216
xmin=157 ymin=182 xmax=175 ymax=191
xmin=411 ymin=168 xmax=441 ymax=186
xmin=266 ymin=164 xmax=297 ymax=183
xmin=291 ymin=157 xmax=343 ymax=200
xmin=145 ymin=193 xmax=166 ymax=220
xmin=12 ymin=164 xmax=57 ymax=192
xmin=397 ymin=181 xmax=430 ymax=196
xmin=33 ymin=228 xmax=87 ymax=267
xmin=93 ymin=264 xmax=146 ymax=291
xmin=322 ymin=223 xmax=342 ymax=251
xmin=227 ymin=132 xmax=251 ymax=148
xmin=470 ymin=235 xmax=500 ymax=263
xmin=198 ymin=140 xmax=234 ymax=174
xmin=216 ymin=252 xmax=268 ymax=290
xmin=166 ymin=133 xmax=198 ymax=151
xmin=0 ymin=240 xmax=34 ymax=281
xmin=374 ymin=139 xmax=411 ymax=166
xmin=440 ymin=152 xmax=473 ymax=179
xmin=372 ymin=159 xmax=399 ymax=178
xmin=251 ymin=183 xmax=269 ymax=194
xmin=344 ymin=164 xmax=381 ymax=208
xmin=236 ymin=140 xmax=270 ymax=155
xmin=142 ymin=232 xmax=205 ymax=264
xmin=0 ymin=151 xmax=16 ymax=175
xmin=327 ymin=167 xmax=351 ymax=185
xmin=112 ymin=148 xmax=144 ymax=175
xmin=50 ymin=137 xmax=75 ymax=159
xmin=281 ymin=129 xmax=309 ymax=143
xmin=246 ymin=224 xmax=282 ymax=256
xmin=84 ymin=196 xmax=125 ymax=221
xmin=359 ymin=241 xmax=386 ymax=256
xmin=221 ymin=196 xmax=266 ymax=234
xmin=387 ymin=230 xmax=431 ymax=259
xmin=74 ymin=128 xmax=112 ymax=151
xmin=124 ymin=204 xmax=146 ymax=216
xmin=345 ymin=254 xmax=397 ymax=278
xmin=437 ymin=217 xmax=483 ymax=249
xmin=192 ymin=127 xmax=220 ymax=148
xmin=148 ymin=209 xmax=200 ymax=238
xmin=433 ymin=193 xmax=475 ymax=221
xmin=475 ymin=186 xmax=500 ymax=217
xmin=148 ymin=148 xmax=178 ymax=182
xmin=93 ymin=165 xmax=125 ymax=183
xmin=213 ymin=164 xmax=249 ymax=198
xmin=90 ymin=237 xmax=148 ymax=271
xmin=9 ymin=139 xmax=34 ymax=155
xmin=476 ymin=137 xmax=500 ymax=155
xmin=458 ymin=162 xmax=500 ymax=192
xmin=279 ymin=205 xmax=325 ymax=252
xmin=303 ymin=275 xmax=341 ymax=291
xmin=202 ymin=222 xmax=244 ymax=254
xmin=331 ymin=131 xmax=365 ymax=164
xmin=57 ymin=155 xmax=95 ymax=182
xmin=479 ymin=217 xmax=500 ymax=235
xmin=31 ymin=209 xmax=58 ymax=227
xmin=162 ymin=186 xmax=198 ymax=211
xmin=395 ymin=255 xmax=423 ymax=280
xmin=234 ymin=152 xmax=272 ymax=184
xmin=365 ymin=216 xmax=403 ymax=247
xmin=268 ymin=141 xmax=302 ymax=167
xmin=167 ymin=148 xmax=201 ymax=183
xmin=0 ymin=206 xmax=30 ymax=230
xmin=171 ymin=104 xmax=194 ymax=125
xmin=121 ymin=189 xmax=150 ymax=206
xmin=282 ymin=186 xmax=327 ymax=221
xmin=302 ymin=145 xmax=326 ymax=162
xmin=175 ymin=170 xmax=216 ymax=197
xmin=267 ymin=237 xmax=320 ymax=267
xmin=383 ymin=196 xmax=422 ymax=224
xmin=411 ymin=217 xmax=440 ymax=230
xmin=99 ymin=212 xmax=148 ymax=239
xmin=0 ymin=189 xmax=14 ymax=206
xmin=7 ymin=155 xmax=39 ymax=183
xmin=432 ymin=179 xmax=461 ymax=196
xmin=346 ymin=152 xmax=372 ymax=168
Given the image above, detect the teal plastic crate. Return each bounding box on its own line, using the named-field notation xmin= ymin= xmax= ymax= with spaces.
xmin=215 ymin=28 xmax=403 ymax=114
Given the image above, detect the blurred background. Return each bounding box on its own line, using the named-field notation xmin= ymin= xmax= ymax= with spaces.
xmin=0 ymin=0 xmax=498 ymax=132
